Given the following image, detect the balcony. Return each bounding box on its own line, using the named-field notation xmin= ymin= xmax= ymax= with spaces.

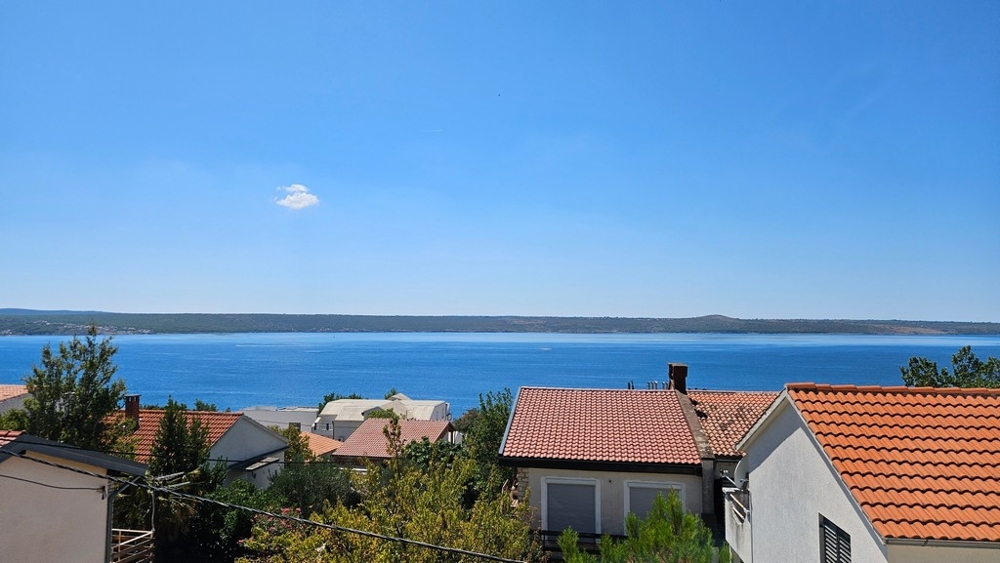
xmin=110 ymin=529 xmax=154 ymax=563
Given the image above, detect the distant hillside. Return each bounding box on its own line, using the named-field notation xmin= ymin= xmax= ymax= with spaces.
xmin=0 ymin=310 xmax=997 ymax=335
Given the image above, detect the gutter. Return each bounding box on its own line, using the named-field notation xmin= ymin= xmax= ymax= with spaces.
xmin=886 ymin=537 xmax=1000 ymax=550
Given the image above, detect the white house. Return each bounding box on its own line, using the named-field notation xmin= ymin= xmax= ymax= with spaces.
xmin=499 ymin=386 xmax=712 ymax=539
xmin=313 ymin=393 xmax=450 ymax=441
xmin=239 ymin=406 xmax=319 ymax=432
xmin=0 ymin=384 xmax=29 ymax=415
xmin=0 ymin=430 xmax=150 ymax=563
xmin=726 ymin=384 xmax=1000 ymax=563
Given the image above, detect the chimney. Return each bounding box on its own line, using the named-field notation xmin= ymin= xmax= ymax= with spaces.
xmin=124 ymin=394 xmax=140 ymax=427
xmin=668 ymin=363 xmax=688 ymax=394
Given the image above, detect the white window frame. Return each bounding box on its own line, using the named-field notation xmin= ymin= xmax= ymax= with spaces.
xmin=541 ymin=477 xmax=601 ymax=534
xmin=624 ymin=480 xmax=685 ymax=521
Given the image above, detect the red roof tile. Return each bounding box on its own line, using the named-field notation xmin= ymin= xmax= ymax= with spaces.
xmin=303 ymin=432 xmax=342 ymax=458
xmin=500 ymin=388 xmax=702 ymax=466
xmin=333 ymin=419 xmax=452 ymax=460
xmin=688 ymin=390 xmax=778 ymax=458
xmin=124 ymin=409 xmax=242 ymax=463
xmin=787 ymin=384 xmax=1000 ymax=543
xmin=0 ymin=429 xmax=23 ymax=447
xmin=0 ymin=384 xmax=28 ymax=402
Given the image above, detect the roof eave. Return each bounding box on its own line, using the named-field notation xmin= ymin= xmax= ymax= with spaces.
xmin=498 ymin=455 xmax=703 ymax=475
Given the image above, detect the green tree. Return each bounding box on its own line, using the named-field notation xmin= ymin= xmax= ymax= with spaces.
xmin=238 ymin=417 xmax=541 ymax=563
xmin=558 ymin=490 xmax=727 ymax=563
xmin=463 ymin=388 xmax=515 ymax=495
xmin=194 ymin=399 xmax=218 ymax=411
xmin=149 ymin=396 xmax=210 ymax=476
xmin=7 ymin=324 xmax=130 ymax=451
xmin=900 ymin=346 xmax=1000 ymax=388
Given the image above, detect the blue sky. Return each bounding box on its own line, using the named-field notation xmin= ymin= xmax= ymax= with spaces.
xmin=1 ymin=2 xmax=997 ymax=321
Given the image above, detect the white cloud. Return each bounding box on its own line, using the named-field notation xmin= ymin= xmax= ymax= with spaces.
xmin=275 ymin=184 xmax=320 ymax=210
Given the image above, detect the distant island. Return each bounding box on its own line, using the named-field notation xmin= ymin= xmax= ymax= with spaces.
xmin=1 ymin=309 xmax=997 ymax=336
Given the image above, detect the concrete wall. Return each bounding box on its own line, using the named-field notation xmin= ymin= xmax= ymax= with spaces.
xmin=212 ymin=418 xmax=287 ymax=487
xmin=522 ymin=466 xmax=703 ymax=536
xmin=0 ymin=394 xmax=27 ymax=415
xmin=0 ymin=452 xmax=110 ymax=563
xmin=239 ymin=408 xmax=317 ymax=431
xmin=887 ymin=543 xmax=1000 ymax=563
xmin=730 ymin=399 xmax=889 ymax=563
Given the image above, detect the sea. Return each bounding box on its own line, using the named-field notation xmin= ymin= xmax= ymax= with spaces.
xmin=2 ymin=332 xmax=999 ymax=416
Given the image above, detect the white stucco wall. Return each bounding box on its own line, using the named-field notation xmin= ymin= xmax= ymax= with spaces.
xmin=522 ymin=466 xmax=703 ymax=536
xmin=239 ymin=407 xmax=318 ymax=431
xmin=0 ymin=394 xmax=27 ymax=415
xmin=887 ymin=543 xmax=1000 ymax=563
xmin=0 ymin=452 xmax=110 ymax=563
xmin=733 ymin=399 xmax=889 ymax=563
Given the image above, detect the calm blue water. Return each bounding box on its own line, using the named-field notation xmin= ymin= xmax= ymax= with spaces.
xmin=2 ymin=333 xmax=999 ymax=416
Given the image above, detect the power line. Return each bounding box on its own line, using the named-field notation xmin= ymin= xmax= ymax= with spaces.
xmin=0 ymin=472 xmax=106 ymax=494
xmin=0 ymin=449 xmax=530 ymax=563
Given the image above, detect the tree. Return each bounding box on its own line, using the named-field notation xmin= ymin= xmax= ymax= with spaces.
xmin=558 ymin=490 xmax=728 ymax=563
xmin=900 ymin=346 xmax=1000 ymax=388
xmin=149 ymin=396 xmax=210 ymax=476
xmin=238 ymin=417 xmax=542 ymax=563
xmin=7 ymin=324 xmax=129 ymax=451
xmin=463 ymin=388 xmax=515 ymax=495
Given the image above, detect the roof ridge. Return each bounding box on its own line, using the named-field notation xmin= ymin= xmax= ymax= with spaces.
xmin=788 ymin=383 xmax=1000 ymax=395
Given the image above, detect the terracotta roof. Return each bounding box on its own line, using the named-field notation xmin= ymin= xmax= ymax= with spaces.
xmin=333 ymin=419 xmax=452 ymax=460
xmin=688 ymin=390 xmax=779 ymax=458
xmin=0 ymin=429 xmax=23 ymax=447
xmin=501 ymin=387 xmax=702 ymax=466
xmin=303 ymin=431 xmax=342 ymax=458
xmin=787 ymin=384 xmax=1000 ymax=543
xmin=0 ymin=384 xmax=28 ymax=402
xmin=125 ymin=409 xmax=242 ymax=462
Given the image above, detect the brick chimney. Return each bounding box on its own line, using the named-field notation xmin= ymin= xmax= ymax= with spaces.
xmin=124 ymin=394 xmax=140 ymax=428
xmin=668 ymin=363 xmax=688 ymax=394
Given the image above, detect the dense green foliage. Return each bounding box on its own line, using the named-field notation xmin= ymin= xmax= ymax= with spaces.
xmin=149 ymin=397 xmax=211 ymax=476
xmin=4 ymin=309 xmax=998 ymax=335
xmin=237 ymin=418 xmax=542 ymax=563
xmin=900 ymin=346 xmax=1000 ymax=388
xmin=0 ymin=325 xmax=131 ymax=452
xmin=463 ymin=388 xmax=515 ymax=494
xmin=558 ymin=490 xmax=728 ymax=563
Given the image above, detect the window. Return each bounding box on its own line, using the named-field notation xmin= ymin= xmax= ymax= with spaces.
xmin=820 ymin=515 xmax=851 ymax=563
xmin=542 ymin=478 xmax=599 ymax=534
xmin=625 ymin=481 xmax=684 ymax=520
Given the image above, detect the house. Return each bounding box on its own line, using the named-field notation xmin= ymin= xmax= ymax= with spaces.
xmin=726 ymin=384 xmax=1000 ymax=563
xmin=0 ymin=429 xmax=151 ymax=563
xmin=313 ymin=393 xmax=451 ymax=441
xmin=0 ymin=383 xmax=29 ymax=415
xmin=239 ymin=405 xmax=319 ymax=432
xmin=498 ymin=364 xmax=778 ymax=541
xmin=330 ymin=418 xmax=454 ymax=464
xmin=122 ymin=395 xmax=288 ymax=489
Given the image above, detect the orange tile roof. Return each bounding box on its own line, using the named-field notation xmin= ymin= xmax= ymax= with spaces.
xmin=787 ymin=384 xmax=1000 ymax=543
xmin=0 ymin=429 xmax=23 ymax=447
xmin=688 ymin=390 xmax=779 ymax=458
xmin=0 ymin=384 xmax=28 ymax=402
xmin=125 ymin=409 xmax=242 ymax=462
xmin=333 ymin=419 xmax=452 ymax=460
xmin=501 ymin=388 xmax=702 ymax=466
xmin=303 ymin=431 xmax=342 ymax=458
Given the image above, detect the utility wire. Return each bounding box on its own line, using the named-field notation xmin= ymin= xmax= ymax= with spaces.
xmin=0 ymin=472 xmax=106 ymax=493
xmin=0 ymin=449 xmax=529 ymax=563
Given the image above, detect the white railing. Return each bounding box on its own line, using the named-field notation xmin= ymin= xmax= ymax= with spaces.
xmin=110 ymin=528 xmax=154 ymax=563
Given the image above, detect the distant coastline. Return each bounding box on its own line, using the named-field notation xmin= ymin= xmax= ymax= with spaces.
xmin=1 ymin=309 xmax=998 ymax=336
